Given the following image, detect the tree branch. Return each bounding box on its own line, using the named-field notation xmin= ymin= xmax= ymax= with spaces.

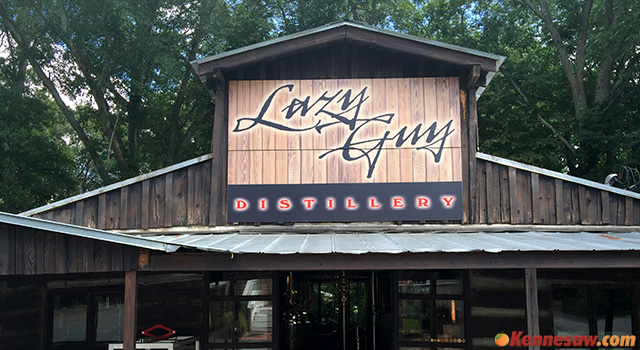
xmin=53 ymin=2 xmax=126 ymax=167
xmin=594 ymin=0 xmax=628 ymax=107
xmin=502 ymin=70 xmax=576 ymax=156
xmin=176 ymin=109 xmax=211 ymax=161
xmin=369 ymin=0 xmax=378 ymax=24
xmin=0 ymin=5 xmax=111 ymax=182
xmin=167 ymin=1 xmax=213 ymax=164
xmin=522 ymin=0 xmax=591 ymax=120
xmin=574 ymin=0 xmax=593 ymax=82
xmin=348 ymin=0 xmax=359 ymax=21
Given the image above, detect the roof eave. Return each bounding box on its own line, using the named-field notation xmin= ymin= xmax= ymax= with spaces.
xmin=192 ymin=20 xmax=505 ymax=76
xmin=0 ymin=211 xmax=179 ymax=252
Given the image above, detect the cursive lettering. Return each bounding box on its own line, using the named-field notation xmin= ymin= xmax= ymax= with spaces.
xmin=232 ymin=83 xmax=455 ymax=178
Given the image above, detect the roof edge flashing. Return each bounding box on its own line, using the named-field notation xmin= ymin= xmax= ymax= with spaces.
xmin=0 ymin=211 xmax=173 ymax=252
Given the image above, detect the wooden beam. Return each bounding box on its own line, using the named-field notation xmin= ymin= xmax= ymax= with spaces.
xmin=468 ymin=87 xmax=478 ymax=223
xmin=209 ymin=69 xmax=229 ymax=226
xmin=525 ymin=268 xmax=540 ymax=350
xmin=345 ymin=27 xmax=497 ymax=72
xmin=123 ymin=270 xmax=138 ymax=350
xmin=197 ymin=29 xmax=345 ymax=74
xmin=531 ymin=173 xmax=540 ymax=224
xmin=466 ymin=65 xmax=481 ymax=88
xmin=115 ymin=223 xmax=640 ymax=235
xmin=147 ymin=250 xmax=640 ymax=272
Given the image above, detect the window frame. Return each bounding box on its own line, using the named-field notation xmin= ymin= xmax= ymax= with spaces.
xmin=396 ymin=270 xmax=469 ymax=350
xmin=207 ymin=271 xmax=276 ymax=349
xmin=48 ymin=285 xmax=124 ymax=349
xmin=550 ymin=283 xmax=635 ymax=345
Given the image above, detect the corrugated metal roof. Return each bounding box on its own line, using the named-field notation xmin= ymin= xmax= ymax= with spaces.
xmin=142 ymin=231 xmax=640 ymax=255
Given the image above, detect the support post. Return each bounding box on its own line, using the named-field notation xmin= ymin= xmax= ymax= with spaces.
xmin=124 ymin=270 xmax=138 ymax=350
xmin=208 ymin=69 xmax=228 ymax=226
xmin=468 ymin=87 xmax=478 ymax=223
xmin=525 ymin=268 xmax=540 ymax=350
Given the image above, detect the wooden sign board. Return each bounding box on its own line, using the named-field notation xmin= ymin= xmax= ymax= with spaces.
xmin=227 ymin=78 xmax=463 ymax=223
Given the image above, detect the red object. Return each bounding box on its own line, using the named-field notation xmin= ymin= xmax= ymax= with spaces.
xmin=141 ymin=324 xmax=176 ymax=340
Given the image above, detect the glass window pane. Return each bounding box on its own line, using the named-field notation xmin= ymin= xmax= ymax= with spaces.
xmin=552 ymin=288 xmax=589 ymax=337
xmin=236 ymin=278 xmax=273 ymax=296
xmin=239 ymin=300 xmax=273 ymax=343
xmin=400 ymin=299 xmax=431 ymax=341
xmin=96 ymin=293 xmax=124 ymax=342
xmin=436 ymin=271 xmax=463 ymax=295
xmin=435 ymin=300 xmax=465 ymax=341
xmin=399 ymin=271 xmax=431 ymax=294
xmin=596 ymin=289 xmax=632 ymax=337
xmin=210 ymin=280 xmax=231 ymax=296
xmin=210 ymin=301 xmax=236 ymax=343
xmin=52 ymin=293 xmax=88 ymax=343
xmin=210 ymin=301 xmax=273 ymax=344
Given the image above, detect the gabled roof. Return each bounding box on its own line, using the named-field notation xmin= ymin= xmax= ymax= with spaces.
xmin=191 ymin=20 xmax=505 ymax=76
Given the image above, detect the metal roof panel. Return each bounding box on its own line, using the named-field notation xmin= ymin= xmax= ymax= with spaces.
xmin=333 ymin=234 xmax=370 ymax=254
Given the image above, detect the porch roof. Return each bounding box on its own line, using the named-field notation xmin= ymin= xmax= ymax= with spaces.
xmin=5 ymin=211 xmax=640 ymax=256
xmin=0 ymin=211 xmax=180 ymax=253
xmin=140 ymin=230 xmax=640 ymax=255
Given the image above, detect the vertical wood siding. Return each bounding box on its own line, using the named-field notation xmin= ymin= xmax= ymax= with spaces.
xmin=0 ymin=223 xmax=137 ymax=276
xmin=476 ymin=158 xmax=640 ymax=225
xmin=0 ymin=280 xmax=46 ymax=350
xmin=27 ymin=153 xmax=640 ymax=227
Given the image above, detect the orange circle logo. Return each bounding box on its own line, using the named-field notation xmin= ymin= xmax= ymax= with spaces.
xmin=495 ymin=332 xmax=509 ymax=347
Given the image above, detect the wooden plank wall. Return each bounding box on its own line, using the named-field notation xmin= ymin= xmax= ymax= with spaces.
xmin=0 ymin=223 xmax=137 ymax=276
xmin=31 ymin=160 xmax=212 ymax=230
xmin=0 ymin=279 xmax=46 ymax=350
xmin=468 ymin=269 xmax=526 ymax=350
xmin=475 ymin=158 xmax=640 ymax=225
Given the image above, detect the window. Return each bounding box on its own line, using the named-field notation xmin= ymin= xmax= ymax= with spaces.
xmin=209 ymin=272 xmax=274 ymax=349
xmin=51 ymin=290 xmax=124 ymax=347
xmin=52 ymin=293 xmax=88 ymax=343
xmin=552 ymin=286 xmax=632 ymax=344
xmin=398 ymin=271 xmax=466 ymax=350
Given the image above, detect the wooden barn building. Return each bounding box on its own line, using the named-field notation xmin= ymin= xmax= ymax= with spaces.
xmin=2 ymin=20 xmax=640 ymax=350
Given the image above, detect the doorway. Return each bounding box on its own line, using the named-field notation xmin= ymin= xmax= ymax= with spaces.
xmin=280 ymin=271 xmax=392 ymax=350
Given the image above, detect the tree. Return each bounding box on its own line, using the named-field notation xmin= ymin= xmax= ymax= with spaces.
xmin=512 ymin=0 xmax=640 ymax=179
xmin=0 ymin=0 xmax=218 ymax=185
xmin=0 ymin=78 xmax=79 ymax=213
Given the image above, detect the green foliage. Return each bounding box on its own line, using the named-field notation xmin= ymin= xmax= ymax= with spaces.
xmin=1 ymin=0 xmax=640 ymax=210
xmin=0 ymin=86 xmax=79 ymax=213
